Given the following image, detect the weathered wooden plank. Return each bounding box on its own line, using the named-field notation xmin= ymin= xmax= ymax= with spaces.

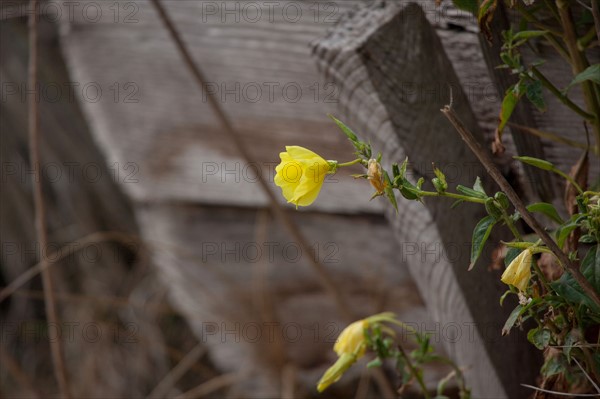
xmin=312 ymin=3 xmax=541 ymax=397
xmin=136 ymin=204 xmax=437 ymax=396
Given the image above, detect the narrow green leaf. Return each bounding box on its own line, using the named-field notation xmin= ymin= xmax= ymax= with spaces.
xmin=384 ymin=171 xmax=398 ymax=212
xmin=565 ymin=64 xmax=600 ymax=93
xmin=473 ymin=176 xmax=487 ymax=195
xmin=499 ymin=290 xmax=512 ymax=306
xmin=469 ymin=215 xmax=497 ymax=270
xmin=512 ymin=30 xmax=549 ymax=42
xmin=450 ymin=199 xmax=464 ymax=209
xmin=525 ymin=80 xmax=546 ymax=112
xmin=497 ymin=84 xmax=521 ymax=135
xmin=502 ymin=304 xmax=524 ymax=335
xmin=457 ymin=185 xmax=488 ymax=199
xmin=514 ymin=155 xmax=554 ymax=171
xmin=328 ymin=114 xmax=358 ymax=143
xmin=526 ymin=202 xmax=564 ymax=224
xmin=502 ymin=298 xmax=539 ymax=335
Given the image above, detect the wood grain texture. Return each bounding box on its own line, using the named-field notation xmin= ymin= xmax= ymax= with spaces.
xmin=312 ymin=3 xmax=541 ymax=397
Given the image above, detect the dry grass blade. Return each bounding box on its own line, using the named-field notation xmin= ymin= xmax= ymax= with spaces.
xmin=0 ymin=345 xmax=42 ymax=398
xmin=27 ymin=1 xmax=70 ymax=396
xmin=521 ymin=383 xmax=600 ymax=396
xmin=147 ymin=343 xmax=208 ymax=399
xmin=572 ymin=357 xmax=600 ymax=393
xmin=148 ymin=0 xmax=353 ymax=322
xmin=0 ymin=231 xmax=138 ymax=304
xmin=173 ymin=371 xmax=250 ymax=399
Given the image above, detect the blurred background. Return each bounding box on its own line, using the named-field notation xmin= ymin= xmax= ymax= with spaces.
xmin=2 ymin=0 xmax=588 ymax=397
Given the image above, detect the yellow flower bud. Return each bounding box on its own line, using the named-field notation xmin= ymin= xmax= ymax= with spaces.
xmin=367 ymin=159 xmax=386 ymax=195
xmin=501 ymin=249 xmax=533 ymax=291
xmin=274 ymin=146 xmax=334 ymax=208
xmin=316 ymin=353 xmax=356 ymax=392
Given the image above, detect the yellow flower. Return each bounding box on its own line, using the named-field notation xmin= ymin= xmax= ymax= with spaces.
xmin=334 ymin=319 xmax=368 ymax=357
xmin=367 ymin=159 xmax=386 ymax=196
xmin=317 ymin=313 xmax=398 ymax=392
xmin=274 ymin=146 xmax=335 ymax=208
xmin=501 ymin=249 xmax=533 ymax=291
xmin=317 ymin=319 xmax=369 ymax=392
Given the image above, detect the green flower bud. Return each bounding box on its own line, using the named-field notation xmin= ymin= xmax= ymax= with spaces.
xmin=494 ymin=192 xmax=510 ymax=209
xmin=485 ymin=198 xmax=503 ymax=220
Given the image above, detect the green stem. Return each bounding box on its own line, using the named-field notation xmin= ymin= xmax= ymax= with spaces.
xmin=556 ymin=0 xmax=600 ymax=156
xmin=337 ymin=159 xmax=362 ymax=168
xmin=531 ymin=66 xmax=595 ymax=121
xmin=419 ymin=190 xmax=487 ymax=204
xmin=397 ymin=345 xmax=430 ymax=399
xmin=516 ymin=3 xmax=571 ymax=62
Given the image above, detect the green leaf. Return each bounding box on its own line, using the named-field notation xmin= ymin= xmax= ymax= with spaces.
xmin=328 ymin=114 xmax=358 ymax=143
xmin=384 ymin=171 xmax=398 ymax=212
xmin=502 ymin=304 xmax=524 ymax=335
xmin=504 ymin=247 xmax=521 ymax=266
xmin=499 ymin=290 xmax=512 ymax=306
xmin=497 ymin=83 xmax=521 ymax=136
xmin=526 ymin=202 xmax=564 ymax=224
xmin=469 ymin=215 xmax=497 ymax=270
xmin=527 ymin=327 xmax=551 ymax=349
xmin=581 ymin=245 xmax=600 ymax=293
xmin=452 ymin=0 xmax=478 ymax=15
xmin=541 ymin=353 xmax=566 ymax=377
xmin=473 ymin=176 xmax=487 ymax=195
xmin=556 ymin=221 xmax=579 ymax=248
xmin=392 ymin=163 xmax=400 ymax=179
xmin=563 ymin=329 xmax=578 ymax=361
xmin=367 ymin=357 xmax=383 ymax=368
xmin=457 ymin=185 xmax=488 ymax=199
xmin=514 ymin=156 xmax=554 ymax=171
xmin=525 ymin=80 xmax=546 ymax=112
xmin=551 ymin=270 xmax=600 ymax=313
xmin=502 ymin=298 xmax=538 ymax=335
xmin=450 ymin=199 xmax=464 ymax=209
xmin=512 ymin=30 xmax=549 ymax=42
xmin=565 ymin=64 xmax=600 ymax=93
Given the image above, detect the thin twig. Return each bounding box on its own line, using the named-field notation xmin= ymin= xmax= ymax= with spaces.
xmin=173 ymin=371 xmax=249 ymax=399
xmin=556 ymin=0 xmax=600 ymax=155
xmin=0 ymin=345 xmax=42 ymax=398
xmin=521 ymin=383 xmax=600 ymax=396
xmin=0 ymin=231 xmax=138 ymax=304
xmin=507 ymin=122 xmax=593 ymax=153
xmin=573 ymin=357 xmax=600 ymax=393
xmin=148 ymin=343 xmax=208 ymax=398
xmin=27 ymin=1 xmax=71 ymax=396
xmin=397 ymin=345 xmax=429 ymax=398
xmin=148 ymin=0 xmax=353 ymax=321
xmin=441 ymin=105 xmax=600 ymax=307
xmin=148 ymin=4 xmax=404 ymax=395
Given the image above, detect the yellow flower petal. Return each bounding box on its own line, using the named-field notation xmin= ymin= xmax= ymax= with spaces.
xmin=501 ymin=249 xmax=533 ymax=291
xmin=333 ymin=320 xmax=368 ymax=357
xmin=316 ymin=353 xmax=356 ymax=392
xmin=274 ymin=146 xmax=332 ymax=207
